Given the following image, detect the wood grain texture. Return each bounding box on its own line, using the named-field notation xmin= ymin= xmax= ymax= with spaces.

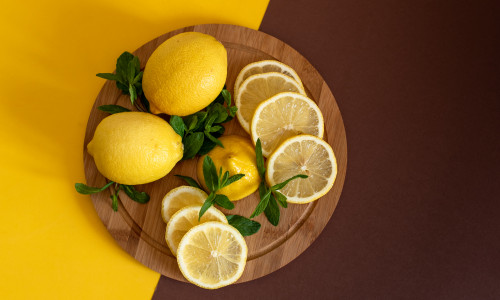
xmin=83 ymin=24 xmax=347 ymax=283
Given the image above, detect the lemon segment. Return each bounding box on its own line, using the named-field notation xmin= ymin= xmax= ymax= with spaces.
xmin=165 ymin=205 xmax=227 ymax=256
xmin=161 ymin=186 xmax=208 ymax=223
xmin=142 ymin=32 xmax=227 ymax=116
xmin=197 ymin=135 xmax=259 ymax=201
xmin=87 ymin=112 xmax=183 ymax=185
xmin=251 ymin=92 xmax=324 ymax=157
xmin=177 ymin=221 xmax=247 ymax=289
xmin=235 ymin=72 xmax=306 ymax=133
xmin=234 ymin=60 xmax=304 ymax=95
xmin=266 ymin=135 xmax=337 ymax=204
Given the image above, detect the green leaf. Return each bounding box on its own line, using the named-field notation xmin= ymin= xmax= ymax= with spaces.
xmin=209 ymin=125 xmax=222 ymax=133
xmin=169 ymin=116 xmax=185 ymax=137
xmin=205 ymin=131 xmax=223 ymax=148
xmin=129 ymin=84 xmax=137 ymax=104
xmin=174 ymin=175 xmax=201 ymax=190
xmin=116 ymin=81 xmax=129 ymax=94
xmin=204 ymin=112 xmax=219 ymax=130
xmin=198 ymin=138 xmax=217 ymax=155
xmin=271 ymin=174 xmax=308 ymax=191
xmin=221 ymin=89 xmax=231 ymax=106
xmin=209 ymin=103 xmax=228 ymax=123
xmin=182 ymin=132 xmax=204 ymax=160
xmin=202 ymin=156 xmax=218 ymax=192
xmin=186 ymin=115 xmax=198 ymax=132
xmin=127 ymin=60 xmax=136 ymax=82
xmin=250 ymin=187 xmax=271 ymax=218
xmin=132 ymin=55 xmax=141 ymax=73
xmin=75 ymin=181 xmax=114 ymax=194
xmin=226 ymin=215 xmax=261 ymax=236
xmin=274 ymin=191 xmax=288 ymax=208
xmin=220 ymin=171 xmax=229 ymax=188
xmin=221 ymin=174 xmax=245 ymax=189
xmin=228 ymin=106 xmax=238 ymax=118
xmin=199 ymin=192 xmax=216 ymax=220
xmin=98 ymin=105 xmax=130 ymax=114
xmin=132 ymin=71 xmax=143 ymax=84
xmin=96 ymin=73 xmax=121 ymax=82
xmin=116 ymin=52 xmax=134 ymax=75
xmin=110 ymin=185 xmax=121 ymax=212
xmin=214 ymin=194 xmax=235 ymax=210
xmin=264 ymin=193 xmax=280 ymax=226
xmin=255 ymin=139 xmax=266 ymax=178
xmin=121 ymin=185 xmax=150 ymax=203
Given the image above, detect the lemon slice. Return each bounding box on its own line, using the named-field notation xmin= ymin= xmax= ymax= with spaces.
xmin=165 ymin=205 xmax=227 ymax=256
xmin=266 ymin=135 xmax=337 ymax=204
xmin=235 ymin=72 xmax=306 ymax=133
xmin=161 ymin=186 xmax=208 ymax=223
xmin=234 ymin=60 xmax=304 ymax=95
xmin=251 ymin=92 xmax=324 ymax=157
xmin=177 ymin=221 xmax=247 ymax=289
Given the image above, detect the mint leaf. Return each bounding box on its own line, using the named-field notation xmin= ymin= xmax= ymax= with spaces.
xmin=250 ymin=187 xmax=271 ymax=218
xmin=226 ymin=215 xmax=261 ymax=236
xmin=264 ymin=193 xmax=280 ymax=226
xmin=132 ymin=55 xmax=140 ymax=73
xmin=75 ymin=181 xmax=114 ymax=194
xmin=121 ymin=185 xmax=150 ymax=203
xmin=127 ymin=60 xmax=136 ymax=82
xmin=202 ymin=156 xmax=218 ymax=192
xmin=222 ymin=174 xmax=245 ymax=189
xmin=221 ymin=89 xmax=231 ymax=106
xmin=128 ymin=84 xmax=137 ymax=104
xmin=228 ymin=106 xmax=238 ymax=118
xmin=110 ymin=185 xmax=121 ymax=212
xmin=214 ymin=194 xmax=234 ymax=210
xmin=169 ymin=115 xmax=185 ymax=137
xmin=174 ymin=175 xmax=201 ymax=189
xmin=274 ymin=191 xmax=288 ymax=208
xmin=255 ymin=139 xmax=265 ymax=178
xmin=116 ymin=52 xmax=134 ymax=75
xmin=182 ymin=132 xmax=204 ymax=160
xmin=205 ymin=131 xmax=224 ymax=148
xmin=271 ymin=174 xmax=308 ymax=191
xmin=96 ymin=73 xmax=121 ymax=82
xmin=98 ymin=105 xmax=130 ymax=114
xmin=199 ymin=192 xmax=216 ymax=220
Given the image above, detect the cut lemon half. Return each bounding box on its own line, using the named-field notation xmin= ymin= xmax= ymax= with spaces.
xmin=161 ymin=186 xmax=208 ymax=223
xmin=165 ymin=205 xmax=227 ymax=256
xmin=266 ymin=135 xmax=337 ymax=204
xmin=177 ymin=221 xmax=247 ymax=289
xmin=234 ymin=60 xmax=304 ymax=95
xmin=251 ymin=92 xmax=324 ymax=157
xmin=235 ymin=72 xmax=306 ymax=133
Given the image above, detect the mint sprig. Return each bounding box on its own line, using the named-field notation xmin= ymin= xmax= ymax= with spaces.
xmin=97 ymin=52 xmax=150 ymax=113
xmin=250 ymin=139 xmax=308 ymax=226
xmin=75 ymin=181 xmax=150 ymax=211
xmin=169 ymin=87 xmax=238 ymax=160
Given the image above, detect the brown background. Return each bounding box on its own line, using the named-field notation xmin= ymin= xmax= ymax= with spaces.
xmin=153 ymin=0 xmax=500 ymax=298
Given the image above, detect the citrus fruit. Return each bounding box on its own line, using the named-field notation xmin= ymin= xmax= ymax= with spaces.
xmin=251 ymin=92 xmax=324 ymax=157
xmin=142 ymin=32 xmax=227 ymax=116
xmin=197 ymin=135 xmax=259 ymax=201
xmin=234 ymin=60 xmax=303 ymax=95
xmin=235 ymin=72 xmax=306 ymax=133
xmin=165 ymin=205 xmax=227 ymax=256
xmin=266 ymin=135 xmax=337 ymax=204
xmin=161 ymin=186 xmax=208 ymax=223
xmin=87 ymin=112 xmax=183 ymax=185
xmin=177 ymin=221 xmax=247 ymax=289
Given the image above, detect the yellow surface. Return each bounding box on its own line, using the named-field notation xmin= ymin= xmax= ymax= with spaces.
xmin=0 ymin=0 xmax=268 ymax=299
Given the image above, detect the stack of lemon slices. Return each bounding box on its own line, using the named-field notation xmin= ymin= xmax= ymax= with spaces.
xmin=235 ymin=60 xmax=338 ymax=204
xmin=161 ymin=186 xmax=247 ymax=289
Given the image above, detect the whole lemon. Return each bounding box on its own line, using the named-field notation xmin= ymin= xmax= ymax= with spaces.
xmin=197 ymin=135 xmax=259 ymax=201
xmin=142 ymin=32 xmax=227 ymax=116
xmin=87 ymin=112 xmax=183 ymax=185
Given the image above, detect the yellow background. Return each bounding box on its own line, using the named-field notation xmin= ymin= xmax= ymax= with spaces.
xmin=0 ymin=0 xmax=268 ymax=299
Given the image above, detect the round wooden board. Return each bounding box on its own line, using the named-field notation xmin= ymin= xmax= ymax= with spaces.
xmin=84 ymin=24 xmax=347 ymax=284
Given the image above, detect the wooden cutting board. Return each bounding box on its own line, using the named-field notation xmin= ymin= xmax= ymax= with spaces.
xmin=84 ymin=24 xmax=347 ymax=283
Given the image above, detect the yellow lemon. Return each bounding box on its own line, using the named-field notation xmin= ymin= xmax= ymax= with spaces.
xmin=87 ymin=112 xmax=183 ymax=185
xmin=142 ymin=32 xmax=227 ymax=116
xmin=197 ymin=135 xmax=259 ymax=201
xmin=177 ymin=221 xmax=247 ymax=289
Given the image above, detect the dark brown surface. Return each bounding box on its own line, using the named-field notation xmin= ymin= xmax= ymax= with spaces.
xmin=153 ymin=0 xmax=500 ymax=298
